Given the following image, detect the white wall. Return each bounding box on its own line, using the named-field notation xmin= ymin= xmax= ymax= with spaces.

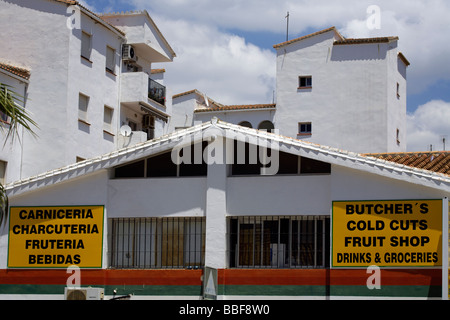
xmin=274 ymin=30 xmax=407 ymax=153
xmin=195 ymin=110 xmax=275 ymax=130
xmin=107 ymin=177 xmax=206 ymax=217
xmin=66 ymin=9 xmax=123 ymax=162
xmin=0 ymin=0 xmax=123 ymax=180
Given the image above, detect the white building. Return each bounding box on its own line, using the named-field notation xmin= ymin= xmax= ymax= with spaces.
xmin=1 ymin=119 xmax=449 ymax=300
xmin=172 ymin=27 xmax=409 ymax=154
xmin=0 ymin=0 xmax=175 ymax=184
xmin=171 ymin=89 xmax=276 ymax=131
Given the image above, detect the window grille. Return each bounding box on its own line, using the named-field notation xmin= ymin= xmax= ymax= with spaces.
xmin=228 ymin=216 xmax=330 ymax=268
xmin=110 ymin=217 xmax=205 ymax=269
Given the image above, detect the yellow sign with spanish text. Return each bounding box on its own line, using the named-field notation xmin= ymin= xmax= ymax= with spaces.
xmin=332 ymin=200 xmax=442 ymax=267
xmin=8 ymin=206 xmax=104 ymax=268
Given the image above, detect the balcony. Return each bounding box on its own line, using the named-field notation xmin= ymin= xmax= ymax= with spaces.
xmin=120 ymin=72 xmax=169 ymax=122
xmin=148 ymin=78 xmax=165 ymax=106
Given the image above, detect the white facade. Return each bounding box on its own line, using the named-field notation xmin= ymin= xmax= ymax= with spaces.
xmin=171 ymin=89 xmax=276 ymax=131
xmin=171 ymin=27 xmax=409 ymax=154
xmin=0 ymin=1 xmax=175 ymax=184
xmin=273 ymin=27 xmax=408 ymax=153
xmin=2 ymin=120 xmax=448 ymax=299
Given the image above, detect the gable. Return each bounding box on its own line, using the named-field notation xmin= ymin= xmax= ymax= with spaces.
xmin=6 ymin=119 xmax=450 ymax=197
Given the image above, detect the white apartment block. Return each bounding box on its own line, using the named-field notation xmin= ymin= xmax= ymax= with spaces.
xmin=0 ymin=0 xmax=175 ymax=184
xmin=171 ymin=27 xmax=409 ymax=154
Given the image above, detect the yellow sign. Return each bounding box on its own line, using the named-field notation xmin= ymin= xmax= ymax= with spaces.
xmin=8 ymin=206 xmax=104 ymax=268
xmin=332 ymin=200 xmax=442 ymax=267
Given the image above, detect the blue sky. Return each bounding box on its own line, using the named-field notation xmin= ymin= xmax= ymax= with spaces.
xmin=82 ymin=0 xmax=450 ymax=151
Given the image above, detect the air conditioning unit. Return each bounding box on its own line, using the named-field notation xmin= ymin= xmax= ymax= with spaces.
xmin=122 ymin=44 xmax=136 ymax=62
xmin=64 ymin=287 xmax=104 ymax=300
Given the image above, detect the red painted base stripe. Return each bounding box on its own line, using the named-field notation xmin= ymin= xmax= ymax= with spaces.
xmin=0 ymin=268 xmax=441 ymax=287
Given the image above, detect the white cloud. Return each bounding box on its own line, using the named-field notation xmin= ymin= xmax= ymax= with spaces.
xmin=406 ymin=100 xmax=450 ymax=151
xmin=340 ymin=0 xmax=450 ymax=96
xmin=127 ymin=0 xmax=450 ymax=100
xmin=151 ymin=16 xmax=276 ymax=105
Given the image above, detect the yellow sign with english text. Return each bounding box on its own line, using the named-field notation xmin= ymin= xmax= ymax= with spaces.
xmin=332 ymin=200 xmax=442 ymax=267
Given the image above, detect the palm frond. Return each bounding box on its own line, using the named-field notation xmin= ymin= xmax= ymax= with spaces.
xmin=0 ymin=183 xmax=8 ymax=226
xmin=0 ymin=83 xmax=38 ymax=141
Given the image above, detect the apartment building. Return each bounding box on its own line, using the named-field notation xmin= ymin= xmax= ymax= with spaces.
xmin=171 ymin=27 xmax=409 ymax=154
xmin=0 ymin=0 xmax=175 ymax=184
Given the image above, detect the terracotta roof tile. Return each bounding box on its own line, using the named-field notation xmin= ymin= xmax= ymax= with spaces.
xmin=273 ymin=26 xmax=343 ymax=49
xmin=333 ymin=36 xmax=398 ymax=45
xmin=0 ymin=62 xmax=30 ymax=80
xmin=151 ymin=69 xmax=166 ymax=74
xmin=52 ymin=0 xmax=125 ymax=36
xmin=364 ymin=151 xmax=450 ymax=176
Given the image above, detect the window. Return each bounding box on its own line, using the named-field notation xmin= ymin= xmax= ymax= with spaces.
xmin=0 ymin=160 xmax=6 ymax=185
xmin=396 ymin=82 xmax=400 ymax=98
xmin=0 ymin=110 xmax=8 ymax=123
xmin=78 ymin=93 xmax=89 ymax=123
xmin=238 ymin=121 xmax=253 ymax=128
xmin=228 ymin=216 xmax=330 ymax=268
xmin=114 ymin=142 xmax=208 ymax=178
xmin=81 ymin=31 xmax=92 ymax=60
xmin=110 ymin=217 xmax=205 ymax=269
xmin=106 ymin=46 xmax=116 ymax=73
xmin=257 ymin=120 xmax=275 ymax=132
xmin=103 ymin=105 xmax=114 ymax=132
xmin=396 ymin=129 xmax=400 ymax=145
xmin=298 ymin=122 xmax=312 ymax=135
xmin=230 ymin=142 xmax=330 ymax=176
xmin=298 ymin=76 xmax=312 ymax=88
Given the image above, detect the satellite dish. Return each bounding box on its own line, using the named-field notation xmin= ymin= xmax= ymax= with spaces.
xmin=120 ymin=125 xmax=132 ymax=137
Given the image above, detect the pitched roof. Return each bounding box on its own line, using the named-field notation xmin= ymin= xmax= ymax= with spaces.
xmin=173 ymin=89 xmax=225 ymax=108
xmin=364 ymin=151 xmax=450 ymax=176
xmin=100 ymin=10 xmax=176 ymax=58
xmin=333 ymin=36 xmax=399 ymax=45
xmin=6 ymin=119 xmax=450 ymax=197
xmin=0 ymin=62 xmax=30 ymax=81
xmin=194 ymin=104 xmax=276 ymax=113
xmin=273 ymin=26 xmax=344 ymax=49
xmin=51 ymin=0 xmax=125 ymax=37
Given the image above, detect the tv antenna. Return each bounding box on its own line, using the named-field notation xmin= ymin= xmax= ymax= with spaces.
xmin=285 ymin=11 xmax=290 ymax=42
xmin=441 ymin=135 xmax=448 ymax=150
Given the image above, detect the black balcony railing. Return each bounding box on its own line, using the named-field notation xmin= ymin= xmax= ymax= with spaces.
xmin=148 ymin=78 xmax=166 ymax=106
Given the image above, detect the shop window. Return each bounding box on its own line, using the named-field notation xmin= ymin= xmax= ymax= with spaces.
xmin=300 ymin=157 xmax=331 ymax=174
xmin=147 ymin=152 xmax=177 ymax=177
xmin=109 ymin=217 xmax=205 ymax=269
xmin=115 ymin=160 xmax=145 ymax=178
xmin=228 ymin=216 xmax=330 ymax=268
xmin=230 ymin=142 xmax=330 ymax=175
xmin=114 ymin=142 xmax=208 ymax=178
